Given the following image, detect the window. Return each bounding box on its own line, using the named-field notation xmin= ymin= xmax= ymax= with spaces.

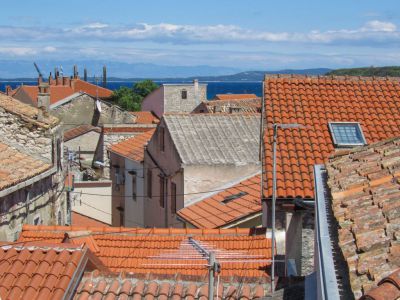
xmin=181 ymin=89 xmax=187 ymax=99
xmin=132 ymin=174 xmax=137 ymax=201
xmin=147 ymin=169 xmax=152 ymax=198
xmin=33 ymin=216 xmax=41 ymax=225
xmin=171 ymin=182 xmax=177 ymax=213
xmin=222 ymin=191 xmax=248 ymax=204
xmin=159 ymin=176 xmax=165 ymax=208
xmin=57 ymin=210 xmax=62 ymax=225
xmin=328 ymin=122 xmax=366 ymax=147
xmin=160 ymin=127 xmax=165 ymax=152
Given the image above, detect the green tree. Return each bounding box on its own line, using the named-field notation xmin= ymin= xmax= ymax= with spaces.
xmin=111 ymin=80 xmax=158 ymax=111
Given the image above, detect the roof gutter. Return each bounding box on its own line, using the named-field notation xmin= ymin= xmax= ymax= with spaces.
xmin=0 ymin=166 xmax=57 ymax=198
xmin=314 ymin=164 xmax=340 ymax=300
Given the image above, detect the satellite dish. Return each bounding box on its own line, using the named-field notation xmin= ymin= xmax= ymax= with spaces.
xmin=96 ymin=99 xmax=102 ymax=113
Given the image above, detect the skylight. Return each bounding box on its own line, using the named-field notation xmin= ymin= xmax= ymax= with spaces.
xmin=222 ymin=191 xmax=248 ymax=204
xmin=328 ymin=122 xmax=366 ymax=147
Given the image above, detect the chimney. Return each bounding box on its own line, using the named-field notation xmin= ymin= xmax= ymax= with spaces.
xmin=73 ymin=65 xmax=78 ymax=79
xmin=48 ymin=72 xmax=55 ymax=85
xmin=37 ymin=83 xmax=50 ymax=111
xmin=62 ymin=76 xmax=70 ymax=86
xmin=37 ymin=75 xmax=43 ymax=85
xmin=102 ymin=65 xmax=107 ymax=88
xmin=5 ymin=85 xmax=12 ymax=95
xmin=84 ymin=68 xmax=88 ymax=82
xmin=193 ymin=79 xmax=199 ymax=104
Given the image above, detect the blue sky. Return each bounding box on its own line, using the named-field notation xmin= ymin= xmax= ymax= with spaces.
xmin=0 ymin=0 xmax=399 ymax=70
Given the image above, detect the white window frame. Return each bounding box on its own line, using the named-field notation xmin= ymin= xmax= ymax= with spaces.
xmin=328 ymin=122 xmax=367 ymax=147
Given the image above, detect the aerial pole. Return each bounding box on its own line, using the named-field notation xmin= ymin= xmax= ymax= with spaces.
xmin=102 ymin=65 xmax=107 ymax=88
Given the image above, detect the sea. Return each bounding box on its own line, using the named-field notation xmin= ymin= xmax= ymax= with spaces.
xmin=0 ymin=80 xmax=262 ymax=99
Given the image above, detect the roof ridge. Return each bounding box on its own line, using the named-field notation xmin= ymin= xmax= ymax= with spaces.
xmin=264 ymin=73 xmax=400 ymax=81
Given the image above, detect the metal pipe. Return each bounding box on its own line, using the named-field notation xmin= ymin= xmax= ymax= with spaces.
xmin=271 ymin=124 xmax=278 ymax=294
xmin=208 ymin=251 xmax=215 ymax=300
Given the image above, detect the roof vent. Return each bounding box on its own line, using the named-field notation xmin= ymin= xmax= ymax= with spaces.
xmin=222 ymin=191 xmax=248 ymax=204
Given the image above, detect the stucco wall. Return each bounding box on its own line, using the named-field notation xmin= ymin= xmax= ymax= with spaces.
xmin=72 ymin=181 xmax=112 ymax=225
xmin=141 ymin=87 xmax=164 ymax=118
xmin=124 ymin=159 xmax=145 ymax=227
xmin=65 ymin=131 xmax=100 ymax=164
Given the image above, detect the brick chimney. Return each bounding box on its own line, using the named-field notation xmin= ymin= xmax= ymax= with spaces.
xmin=62 ymin=76 xmax=70 ymax=86
xmin=56 ymin=76 xmax=62 ymax=86
xmin=5 ymin=85 xmax=12 ymax=96
xmin=37 ymin=75 xmax=43 ymax=85
xmin=37 ymin=83 xmax=50 ymax=111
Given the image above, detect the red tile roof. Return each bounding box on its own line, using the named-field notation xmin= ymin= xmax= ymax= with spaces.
xmin=214 ymin=94 xmax=258 ymax=100
xmin=71 ymin=212 xmax=111 ymax=228
xmin=64 ymin=125 xmax=101 ymax=142
xmin=75 ymin=271 xmax=268 ymax=299
xmin=103 ymin=126 xmax=155 ymax=134
xmin=72 ymin=79 xmax=112 ymax=99
xmin=18 ymin=225 xmax=272 ymax=280
xmin=0 ymin=142 xmax=52 ymax=191
xmin=0 ymin=243 xmax=85 ymax=300
xmin=177 ymin=174 xmax=261 ymax=228
xmin=108 ymin=129 xmax=155 ymax=162
xmin=327 ymin=137 xmax=400 ymax=298
xmin=263 ymin=75 xmax=400 ymax=200
xmin=361 ymin=269 xmax=400 ymax=300
xmin=129 ymin=111 xmax=160 ymax=124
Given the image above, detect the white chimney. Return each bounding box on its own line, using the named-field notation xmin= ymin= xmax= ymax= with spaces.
xmin=193 ymin=79 xmax=199 ymax=104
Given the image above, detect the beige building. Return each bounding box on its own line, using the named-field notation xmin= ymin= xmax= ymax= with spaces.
xmin=141 ymin=80 xmax=207 ymax=118
xmin=0 ymin=93 xmax=66 ymax=241
xmin=143 ymin=113 xmax=261 ymax=228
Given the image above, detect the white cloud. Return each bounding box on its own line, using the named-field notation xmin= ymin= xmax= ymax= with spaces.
xmin=43 ymin=46 xmax=57 ymax=53
xmin=0 ymin=47 xmax=37 ymax=56
xmin=362 ymin=20 xmax=396 ymax=32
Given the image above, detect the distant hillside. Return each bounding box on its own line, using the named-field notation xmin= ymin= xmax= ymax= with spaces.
xmin=326 ymin=66 xmax=400 ymax=77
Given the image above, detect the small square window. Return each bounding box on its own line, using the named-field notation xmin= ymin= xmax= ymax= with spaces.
xmin=328 ymin=122 xmax=366 ymax=147
xmin=181 ymin=90 xmax=187 ymax=99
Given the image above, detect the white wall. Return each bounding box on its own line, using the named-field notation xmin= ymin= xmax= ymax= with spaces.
xmin=72 ymin=182 xmax=112 ymax=225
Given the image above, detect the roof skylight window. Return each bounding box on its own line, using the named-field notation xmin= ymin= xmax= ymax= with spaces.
xmin=222 ymin=191 xmax=248 ymax=204
xmin=328 ymin=122 xmax=366 ymax=147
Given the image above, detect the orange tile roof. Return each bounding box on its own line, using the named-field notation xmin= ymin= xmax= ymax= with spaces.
xmin=214 ymin=94 xmax=258 ymax=100
xmin=129 ymin=111 xmax=160 ymax=124
xmin=71 ymin=212 xmax=111 ymax=227
xmin=103 ymin=126 xmax=155 ymax=134
xmin=327 ymin=138 xmax=400 ymax=297
xmin=64 ymin=125 xmax=101 ymax=142
xmin=0 ymin=243 xmax=85 ymax=300
xmin=263 ymin=75 xmax=400 ymax=200
xmin=361 ymin=269 xmax=400 ymax=300
xmin=0 ymin=143 xmax=52 ymax=191
xmin=177 ymin=174 xmax=261 ymax=228
xmin=76 ymin=271 xmax=268 ymax=299
xmin=18 ymin=225 xmax=272 ymax=280
xmin=17 ymin=85 xmax=74 ymax=105
xmin=0 ymin=93 xmax=59 ymax=128
xmin=108 ymin=129 xmax=155 ymax=162
xmin=72 ymin=79 xmax=113 ymax=99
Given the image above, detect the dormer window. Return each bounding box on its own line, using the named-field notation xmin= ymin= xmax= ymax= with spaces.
xmin=328 ymin=122 xmax=366 ymax=147
xmin=181 ymin=90 xmax=187 ymax=99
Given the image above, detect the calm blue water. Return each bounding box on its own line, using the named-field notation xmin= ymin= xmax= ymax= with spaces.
xmin=0 ymin=81 xmax=262 ymax=99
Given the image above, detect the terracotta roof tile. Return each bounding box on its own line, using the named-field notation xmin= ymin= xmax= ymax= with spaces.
xmin=198 ymin=98 xmax=261 ymax=113
xmin=18 ymin=225 xmax=271 ymax=280
xmin=177 ymin=174 xmax=261 ymax=228
xmin=74 ymin=272 xmax=268 ymax=299
xmin=214 ymin=94 xmax=258 ymax=100
xmin=108 ymin=129 xmax=155 ymax=162
xmin=64 ymin=125 xmax=101 ymax=142
xmin=327 ymin=137 xmax=400 ymax=297
xmin=0 ymin=93 xmax=59 ymax=128
xmin=0 ymin=243 xmax=85 ymax=300
xmin=129 ymin=111 xmax=160 ymax=124
xmin=264 ymin=75 xmax=400 ymax=200
xmin=0 ymin=142 xmax=52 ymax=191
xmin=72 ymin=79 xmax=113 ymax=99
xmin=361 ymin=269 xmax=400 ymax=300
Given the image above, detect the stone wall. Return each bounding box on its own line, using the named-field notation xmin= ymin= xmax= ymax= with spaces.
xmin=301 ymin=212 xmax=315 ymax=276
xmin=52 ymin=94 xmax=135 ymax=130
xmin=0 ymin=107 xmax=53 ymax=162
xmin=0 ymin=173 xmax=66 ymax=241
xmin=164 ymin=84 xmax=207 ymax=114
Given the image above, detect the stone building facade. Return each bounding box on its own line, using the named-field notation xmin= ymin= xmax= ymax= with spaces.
xmin=0 ymin=94 xmax=66 ymax=241
xmin=141 ymin=80 xmax=207 ymax=118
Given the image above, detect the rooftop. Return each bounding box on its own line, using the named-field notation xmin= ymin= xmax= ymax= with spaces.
xmin=197 ymin=98 xmax=261 ymax=114
xmin=129 ymin=111 xmax=160 ymax=124
xmin=0 ymin=142 xmax=52 ymax=191
xmin=71 ymin=211 xmax=111 ymax=228
xmin=177 ymin=174 xmax=261 ymax=228
xmin=63 ymin=125 xmax=101 ymax=142
xmin=18 ymin=225 xmax=271 ymax=280
xmin=214 ymin=94 xmax=258 ymax=100
xmin=76 ymin=270 xmax=267 ymax=299
xmin=108 ymin=129 xmax=156 ymax=162
xmin=163 ymin=113 xmax=261 ymax=166
xmin=326 ymin=137 xmax=400 ymax=298
xmin=263 ymin=75 xmax=400 ymax=200
xmin=0 ymin=93 xmax=59 ymax=128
